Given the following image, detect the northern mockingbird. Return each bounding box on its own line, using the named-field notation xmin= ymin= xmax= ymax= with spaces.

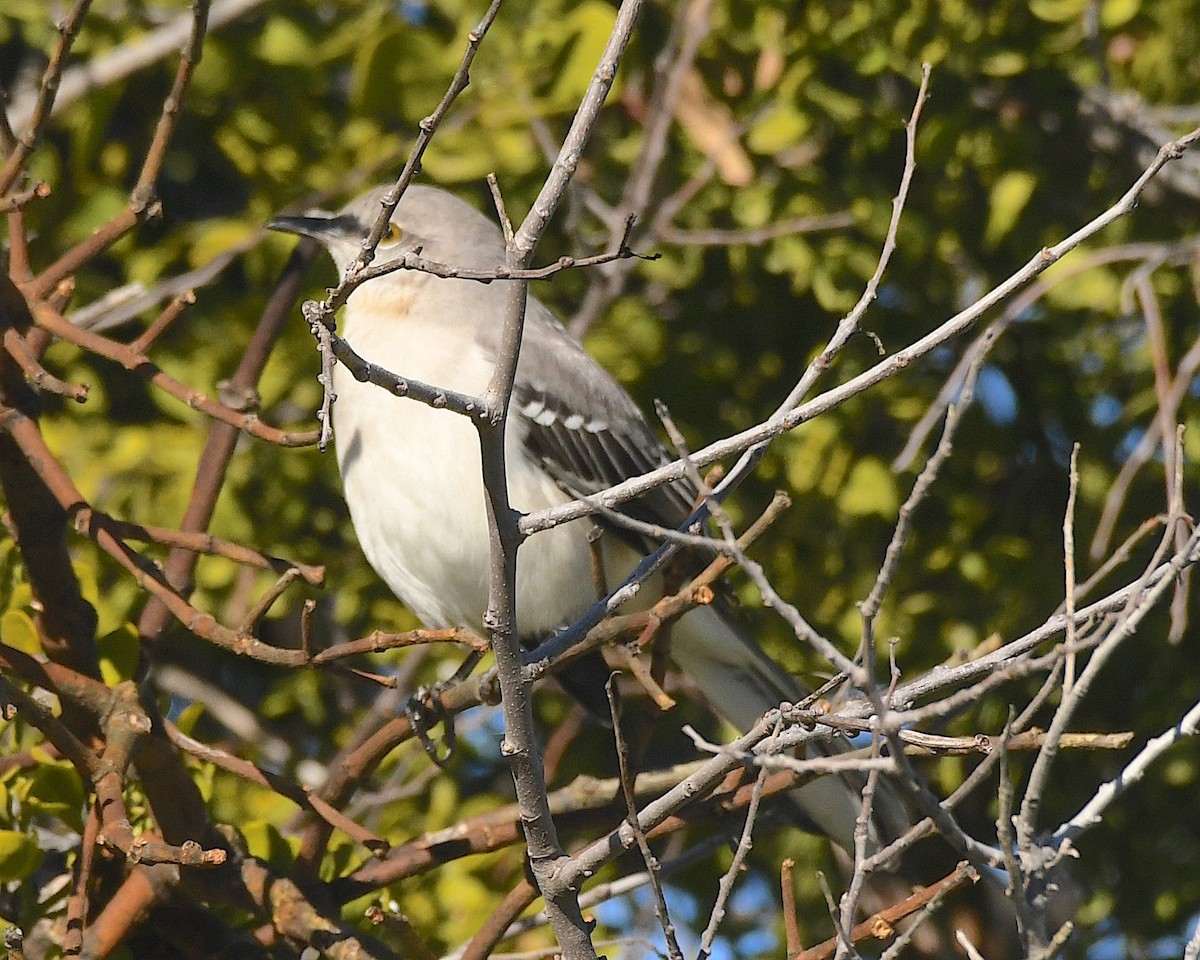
xmin=269 ymin=185 xmax=899 ymax=850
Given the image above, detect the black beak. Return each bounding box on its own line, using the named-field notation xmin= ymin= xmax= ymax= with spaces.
xmin=266 ymin=212 xmax=360 ymax=242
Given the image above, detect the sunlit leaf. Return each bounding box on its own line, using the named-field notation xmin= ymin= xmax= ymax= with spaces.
xmin=836 ymin=457 xmax=900 ymax=518
xmin=1 ymin=610 xmax=40 ymax=655
xmin=0 ymin=831 xmax=42 ymax=882
xmin=984 ymin=170 xmax=1036 ymax=246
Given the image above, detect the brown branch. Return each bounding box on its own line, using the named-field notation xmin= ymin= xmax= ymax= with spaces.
xmin=0 ymin=78 xmax=15 ymax=154
xmin=460 ymin=881 xmax=540 ymax=960
xmin=63 ymin=803 xmax=101 ymax=958
xmin=76 ymin=510 xmax=324 ymax=584
xmin=29 ymin=300 xmax=317 ymax=446
xmin=3 ymin=326 xmax=88 ymax=401
xmin=310 ymin=627 xmax=486 ymax=664
xmin=30 ymin=1 xmax=212 ymax=296
xmin=781 ymin=858 xmax=801 ymax=959
xmin=82 ymin=863 xmax=180 ymax=960
xmin=131 ymin=0 xmax=210 ymax=211
xmin=6 ymin=207 xmax=34 ymax=284
xmin=84 ymin=683 xmax=226 ymax=870
xmin=100 ymin=830 xmax=228 ymax=868
xmin=31 ymin=203 xmax=142 ymax=300
xmin=0 ymin=404 xmax=310 ymax=665
xmin=164 ymin=721 xmax=388 ymax=856
xmin=794 ymin=862 xmax=979 ymax=960
xmin=297 ymin=665 xmax=500 ymax=869
xmin=0 ymin=180 xmax=51 ymax=213
xmin=129 ymin=292 xmax=194 ymax=354
xmin=234 ymin=853 xmax=402 ymax=960
xmin=363 ymin=906 xmax=438 ymax=960
xmin=0 ymin=275 xmax=102 ymax=694
xmin=137 ymin=238 xmax=322 ymax=649
xmin=0 ymin=0 xmax=93 ymax=197
xmin=0 ymin=672 xmax=99 ymax=783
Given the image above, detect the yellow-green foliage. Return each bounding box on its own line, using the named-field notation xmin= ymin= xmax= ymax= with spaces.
xmin=1 ymin=0 xmax=1199 ymax=953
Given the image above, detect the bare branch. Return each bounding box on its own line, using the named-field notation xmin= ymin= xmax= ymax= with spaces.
xmin=0 ymin=0 xmax=93 ymax=197
xmin=524 ymin=123 xmax=1200 ymax=536
xmin=607 ymin=678 xmax=683 ymax=960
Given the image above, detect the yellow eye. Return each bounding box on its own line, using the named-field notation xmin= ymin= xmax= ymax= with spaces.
xmin=382 ymin=222 xmax=403 ymax=244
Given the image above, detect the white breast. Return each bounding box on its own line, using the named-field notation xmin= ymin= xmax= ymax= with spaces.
xmin=331 ymin=285 xmax=608 ymax=636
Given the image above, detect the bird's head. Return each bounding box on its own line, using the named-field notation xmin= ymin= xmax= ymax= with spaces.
xmin=267 ymin=184 xmax=507 ymax=277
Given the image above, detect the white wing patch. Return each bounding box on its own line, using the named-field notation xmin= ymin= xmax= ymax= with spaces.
xmin=520 ymin=398 xmax=608 ymax=435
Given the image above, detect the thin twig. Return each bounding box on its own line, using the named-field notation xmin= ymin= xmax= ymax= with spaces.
xmin=30 ymin=300 xmax=317 ymax=446
xmin=75 ymin=510 xmax=324 ymax=584
xmin=606 ymin=678 xmax=683 ymax=960
xmin=2 ymin=327 xmax=88 ymax=401
xmin=301 ymin=0 xmax=505 ymax=446
xmin=31 ymin=0 xmax=213 ymax=296
xmin=796 ymin=862 xmax=980 ymax=960
xmin=165 ymin=721 xmax=388 ymax=855
xmin=524 ymin=120 xmax=1200 ymax=537
xmin=1019 ymin=522 xmax=1200 ymax=843
xmin=782 ymin=858 xmax=801 ymax=959
xmin=0 ymin=0 xmax=93 ymax=196
xmin=1063 ymin=444 xmax=1081 ymax=694
xmin=1051 ymin=694 xmax=1200 ymax=848
xmin=697 ymin=719 xmax=778 ymax=959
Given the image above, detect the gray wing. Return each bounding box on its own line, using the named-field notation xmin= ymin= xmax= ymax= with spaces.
xmin=478 ymin=298 xmax=912 ymax=846
xmin=475 ymin=296 xmax=700 ymax=716
xmin=500 ymin=298 xmax=699 ymax=533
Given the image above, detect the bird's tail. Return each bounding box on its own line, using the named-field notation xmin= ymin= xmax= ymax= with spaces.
xmin=666 ymin=604 xmax=909 ymax=852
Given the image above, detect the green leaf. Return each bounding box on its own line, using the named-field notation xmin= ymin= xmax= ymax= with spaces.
xmin=747 ymin=107 xmax=809 ymax=155
xmin=25 ymin=763 xmax=86 ymax=833
xmin=837 ymin=458 xmax=900 ymax=518
xmin=0 ymin=831 xmax=42 ymax=882
xmin=98 ymin=624 xmax=141 ymax=685
xmin=349 ymin=25 xmax=404 ymax=113
xmin=1045 ymin=266 xmax=1121 ymax=311
xmin=188 ymin=219 xmax=256 ymax=269
xmin=981 ymin=51 xmax=1028 ymax=76
xmin=1 ymin=610 xmax=40 ymax=655
xmin=546 ymin=2 xmax=618 ymax=108
xmin=256 ymin=16 xmax=314 ymax=66
xmin=806 ymin=81 xmax=863 ymax=124
xmin=984 ymin=171 xmax=1036 ymax=246
xmin=242 ymin=820 xmax=296 ymax=867
xmin=1030 ymin=0 xmax=1088 ymax=22
xmin=173 ymin=701 xmax=207 ymax=737
xmin=1101 ymin=0 xmax=1140 ymax=28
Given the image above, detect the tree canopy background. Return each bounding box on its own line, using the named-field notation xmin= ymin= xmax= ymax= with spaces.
xmin=1 ymin=0 xmax=1199 ymax=957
